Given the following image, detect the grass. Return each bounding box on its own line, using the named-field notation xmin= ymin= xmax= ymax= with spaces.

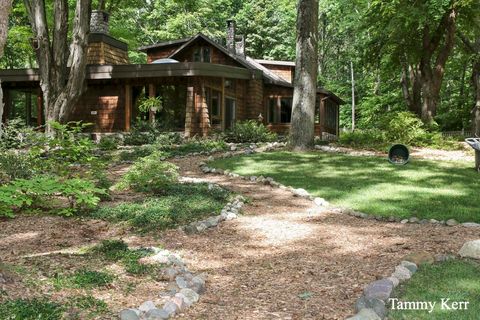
xmin=92 ymin=183 xmax=231 ymax=232
xmin=53 ymin=270 xmax=114 ymax=289
xmin=389 ymin=260 xmax=480 ymax=319
xmin=211 ymin=151 xmax=480 ymax=222
xmin=0 ymin=298 xmax=64 ymax=320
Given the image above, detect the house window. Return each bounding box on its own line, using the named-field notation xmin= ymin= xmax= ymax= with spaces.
xmin=224 ymin=79 xmax=235 ymax=90
xmin=193 ymin=46 xmax=211 ymax=62
xmin=280 ymin=98 xmax=292 ymax=123
xmin=268 ymin=98 xmax=276 ymax=123
xmin=207 ymin=88 xmax=221 ymax=126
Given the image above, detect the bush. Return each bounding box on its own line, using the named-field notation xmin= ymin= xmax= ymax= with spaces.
xmin=0 ymin=151 xmax=37 ymax=183
xmin=223 ymin=120 xmax=277 ymax=143
xmin=0 ymin=118 xmax=38 ymax=150
xmin=116 ymin=153 xmax=179 ymax=193
xmin=118 ymin=145 xmax=157 ymax=162
xmin=97 ymin=135 xmax=120 ymax=151
xmin=155 ymin=132 xmax=184 ymax=146
xmin=0 ymin=176 xmax=106 ymax=218
xmin=338 ymin=129 xmax=387 ymax=149
xmin=164 ymin=138 xmax=227 ymax=155
xmin=123 ymin=120 xmax=159 ymax=146
xmin=0 ymin=298 xmax=64 ymax=320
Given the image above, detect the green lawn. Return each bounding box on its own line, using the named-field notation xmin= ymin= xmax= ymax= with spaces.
xmin=389 ymin=260 xmax=480 ymax=320
xmin=211 ymin=151 xmax=480 ymax=222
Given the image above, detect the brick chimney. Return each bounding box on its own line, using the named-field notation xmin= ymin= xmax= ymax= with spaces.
xmin=226 ymin=20 xmax=236 ymax=54
xmin=235 ymin=35 xmax=245 ymax=57
xmin=87 ymin=11 xmax=129 ymax=65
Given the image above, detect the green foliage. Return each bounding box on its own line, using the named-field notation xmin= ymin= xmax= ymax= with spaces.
xmin=155 ymin=132 xmax=184 ymax=146
xmin=53 ymin=270 xmax=114 ymax=289
xmin=92 ymin=183 xmax=231 ymax=232
xmin=338 ymin=129 xmax=388 ymax=149
xmin=0 ymin=118 xmax=38 ymax=150
xmin=0 ymin=176 xmax=106 ymax=218
xmin=0 ymin=298 xmax=64 ymax=320
xmin=90 ymin=240 xmax=158 ymax=275
xmin=223 ymin=120 xmax=277 ymax=143
xmin=162 ymin=138 xmax=227 ymax=155
xmin=116 ymin=154 xmax=179 ymax=193
xmin=123 ymin=120 xmax=160 ymax=146
xmin=0 ymin=151 xmax=37 ymax=183
xmin=70 ymin=296 xmax=108 ymax=316
xmin=118 ymin=145 xmax=157 ymax=162
xmin=138 ymin=96 xmax=163 ymax=113
xmin=97 ymin=136 xmax=120 ymax=151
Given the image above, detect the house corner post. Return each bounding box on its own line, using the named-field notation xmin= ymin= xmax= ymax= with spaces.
xmin=125 ymin=84 xmax=132 ymax=132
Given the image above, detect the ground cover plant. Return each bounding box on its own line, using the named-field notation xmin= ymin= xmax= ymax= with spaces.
xmin=93 ymin=183 xmax=232 ymax=232
xmin=223 ymin=120 xmax=278 ymax=143
xmin=210 ymin=151 xmax=480 ymax=222
xmin=389 ymin=260 xmax=480 ymax=319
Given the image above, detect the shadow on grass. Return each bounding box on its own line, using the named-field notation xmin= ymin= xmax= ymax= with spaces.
xmin=211 ymin=151 xmax=480 ymax=222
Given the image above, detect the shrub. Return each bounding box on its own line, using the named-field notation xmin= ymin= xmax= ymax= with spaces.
xmin=116 ymin=153 xmax=179 ymax=193
xmin=98 ymin=135 xmax=120 ymax=151
xmin=223 ymin=120 xmax=277 ymax=143
xmin=0 ymin=176 xmax=106 ymax=218
xmin=118 ymin=145 xmax=157 ymax=162
xmin=0 ymin=151 xmax=37 ymax=183
xmin=338 ymin=129 xmax=387 ymax=149
xmin=155 ymin=132 xmax=184 ymax=146
xmin=166 ymin=138 xmax=227 ymax=155
xmin=0 ymin=118 xmax=38 ymax=150
xmin=123 ymin=120 xmax=159 ymax=146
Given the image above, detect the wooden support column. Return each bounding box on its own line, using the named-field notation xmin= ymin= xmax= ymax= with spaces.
xmin=319 ymin=96 xmax=327 ymax=138
xmin=125 ymin=84 xmax=132 ymax=132
xmin=148 ymin=84 xmax=156 ymax=123
xmin=36 ymin=93 xmax=43 ymax=127
xmin=221 ymin=77 xmax=225 ymax=131
xmin=25 ymin=92 xmax=32 ymax=126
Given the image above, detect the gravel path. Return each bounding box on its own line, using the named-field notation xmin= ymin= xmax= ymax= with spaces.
xmin=160 ymin=155 xmax=479 ymax=320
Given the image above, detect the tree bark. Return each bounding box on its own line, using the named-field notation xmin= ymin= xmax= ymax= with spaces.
xmin=350 ymin=61 xmax=355 ymax=131
xmin=0 ymin=0 xmax=13 ymax=138
xmin=24 ymin=0 xmax=91 ymax=134
xmin=290 ymin=0 xmax=318 ymax=150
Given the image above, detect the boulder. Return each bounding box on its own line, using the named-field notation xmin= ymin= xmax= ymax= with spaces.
xmin=400 ymin=261 xmax=417 ymax=274
xmin=162 ymin=300 xmax=179 ymax=317
xmin=402 ymin=251 xmax=434 ymax=265
xmin=446 ymin=219 xmax=459 ymax=226
xmin=145 ymin=308 xmax=170 ymax=320
xmin=180 ymin=288 xmax=200 ymax=305
xmin=119 ymin=309 xmax=140 ymax=320
xmin=363 ymin=279 xmax=393 ymax=301
xmin=314 ymin=197 xmax=329 ymax=207
xmin=461 ymin=222 xmax=480 ymax=228
xmin=139 ymin=301 xmax=156 ymax=314
xmin=293 ymin=188 xmax=310 ymax=197
xmin=190 ymin=275 xmax=206 ymax=294
xmin=459 ymin=240 xmax=480 ymax=259
xmin=387 ymin=276 xmax=399 ymax=288
xmin=346 ymin=308 xmax=381 ymax=320
xmin=355 ymin=296 xmax=387 ymax=319
xmin=391 ymin=265 xmax=411 ymax=282
xmin=408 ymin=217 xmax=419 ymax=223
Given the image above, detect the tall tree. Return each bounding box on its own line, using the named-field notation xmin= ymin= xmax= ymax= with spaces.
xmin=290 ymin=0 xmax=318 ymax=150
xmin=24 ymin=0 xmax=91 ymax=133
xmin=0 ymin=0 xmax=13 ymax=138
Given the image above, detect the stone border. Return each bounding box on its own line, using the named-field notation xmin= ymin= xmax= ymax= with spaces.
xmin=120 ymin=247 xmax=206 ymax=320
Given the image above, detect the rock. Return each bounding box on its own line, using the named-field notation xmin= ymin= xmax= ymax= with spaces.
xmin=175 ymin=276 xmax=189 ymax=289
xmin=355 ymin=296 xmax=387 ymax=318
xmin=162 ymin=268 xmax=178 ymax=281
xmin=459 ymin=240 xmax=480 ymax=259
xmin=144 ymin=251 xmax=170 ymax=264
xmin=168 ymin=255 xmax=184 ymax=267
xmin=429 ymin=219 xmax=440 ymax=224
xmin=392 ymin=265 xmax=411 ymax=282
xmin=207 ymin=156 xmax=214 ymax=161
xmin=205 ymin=216 xmax=220 ymax=227
xmin=346 ymin=308 xmax=381 ymax=320
xmin=403 ymin=251 xmax=434 ymax=265
xmin=180 ymin=288 xmax=200 ymax=305
xmin=400 ymin=219 xmax=409 ymax=224
xmin=363 ymin=279 xmax=393 ymax=301
xmin=120 ymin=309 xmax=140 ymax=320
xmin=435 ymin=254 xmax=456 ymax=262
xmin=162 ymin=300 xmax=179 ymax=317
xmin=387 ymin=276 xmax=399 ymax=288
xmin=171 ymin=295 xmax=186 ymax=312
xmin=446 ymin=219 xmax=459 ymax=226
xmin=175 ymin=292 xmax=193 ymax=307
xmin=230 ymin=145 xmax=237 ymax=151
xmin=145 ymin=308 xmax=170 ymax=320
xmin=293 ymin=188 xmax=310 ymax=197
xmin=400 ymin=261 xmax=418 ymax=274
xmin=314 ymin=197 xmax=329 ymax=206
xmin=408 ymin=217 xmax=419 ymax=223
xmin=190 ymin=275 xmax=206 ymax=293
xmin=139 ymin=301 xmax=156 ymax=314
xmin=183 ymin=224 xmax=197 ymax=234
xmin=419 ymin=219 xmax=429 ymax=224
xmin=222 ymin=211 xmax=237 ymax=221
xmin=249 ymin=176 xmax=257 ymax=182
xmin=194 ymin=223 xmax=208 ymax=233
xmin=461 ymin=222 xmax=480 ymax=228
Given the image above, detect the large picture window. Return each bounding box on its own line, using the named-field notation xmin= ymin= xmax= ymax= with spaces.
xmin=206 ymin=88 xmax=222 ymax=126
xmin=268 ymin=98 xmax=276 ymax=123
xmin=266 ymin=96 xmax=293 ymax=124
xmin=280 ymin=98 xmax=292 ymax=123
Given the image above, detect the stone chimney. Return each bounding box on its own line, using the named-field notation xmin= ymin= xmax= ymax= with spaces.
xmin=90 ymin=10 xmax=110 ymax=34
xmin=235 ymin=35 xmax=245 ymax=57
xmin=226 ymin=20 xmax=236 ymax=54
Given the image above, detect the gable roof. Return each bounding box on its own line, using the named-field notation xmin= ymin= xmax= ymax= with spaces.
xmin=138 ymin=37 xmax=191 ymax=52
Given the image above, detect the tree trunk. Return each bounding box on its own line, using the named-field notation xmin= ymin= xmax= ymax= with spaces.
xmin=290 ymin=0 xmax=318 ymax=150
xmin=24 ymin=0 xmax=91 ymax=134
xmin=350 ymin=61 xmax=355 ymax=131
xmin=474 ymin=61 xmax=480 ymax=137
xmin=0 ymin=0 xmax=13 ymax=138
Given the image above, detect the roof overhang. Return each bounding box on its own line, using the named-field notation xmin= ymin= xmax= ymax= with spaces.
xmin=0 ymin=63 xmax=263 ymax=83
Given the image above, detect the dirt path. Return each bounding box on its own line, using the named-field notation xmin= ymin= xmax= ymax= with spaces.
xmin=161 ymin=156 xmax=479 ymax=320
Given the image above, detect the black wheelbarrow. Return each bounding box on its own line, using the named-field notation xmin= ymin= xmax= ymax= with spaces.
xmin=388 ymin=144 xmax=410 ymax=165
xmin=465 ymin=138 xmax=480 ymax=171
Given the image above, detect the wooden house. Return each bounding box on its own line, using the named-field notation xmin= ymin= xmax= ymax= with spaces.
xmin=0 ymin=11 xmax=343 ymax=138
